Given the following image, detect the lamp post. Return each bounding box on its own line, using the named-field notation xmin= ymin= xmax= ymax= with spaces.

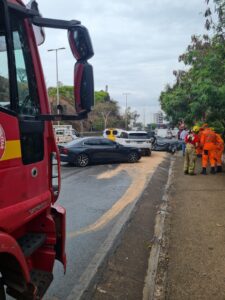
xmin=47 ymin=47 xmax=65 ymax=124
xmin=123 ymin=93 xmax=130 ymax=130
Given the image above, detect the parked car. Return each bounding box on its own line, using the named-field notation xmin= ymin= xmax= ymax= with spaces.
xmin=147 ymin=131 xmax=156 ymax=144
xmin=115 ymin=130 xmax=152 ymax=156
xmin=152 ymin=137 xmax=182 ymax=154
xmin=58 ymin=137 xmax=142 ymax=167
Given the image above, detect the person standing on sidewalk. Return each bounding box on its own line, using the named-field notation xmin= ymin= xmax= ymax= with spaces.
xmin=214 ymin=128 xmax=224 ymax=173
xmin=184 ymin=128 xmax=199 ymax=175
xmin=200 ymin=124 xmax=217 ymax=175
xmin=180 ymin=127 xmax=189 ymax=156
xmin=196 ymin=126 xmax=204 ymax=157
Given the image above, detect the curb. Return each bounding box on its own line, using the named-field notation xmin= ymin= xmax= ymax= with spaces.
xmin=142 ymin=157 xmax=175 ymax=300
xmin=66 ymin=159 xmax=165 ymax=300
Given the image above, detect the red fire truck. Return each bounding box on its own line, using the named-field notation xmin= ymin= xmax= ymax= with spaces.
xmin=0 ymin=0 xmax=94 ymax=299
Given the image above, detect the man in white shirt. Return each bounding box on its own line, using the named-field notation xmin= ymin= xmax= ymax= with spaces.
xmin=180 ymin=128 xmax=189 ymax=156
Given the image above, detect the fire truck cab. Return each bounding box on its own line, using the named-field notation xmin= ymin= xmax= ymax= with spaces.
xmin=0 ymin=0 xmax=94 ymax=299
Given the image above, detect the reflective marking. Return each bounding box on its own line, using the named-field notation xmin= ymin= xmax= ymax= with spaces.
xmin=0 ymin=140 xmax=21 ymax=161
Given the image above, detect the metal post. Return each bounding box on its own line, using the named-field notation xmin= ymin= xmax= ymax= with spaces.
xmin=123 ymin=93 xmax=130 ymax=130
xmin=56 ymin=50 xmax=59 ymax=114
xmin=47 ymin=47 xmax=65 ymax=125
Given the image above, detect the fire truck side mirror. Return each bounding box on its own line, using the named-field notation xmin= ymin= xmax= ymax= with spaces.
xmin=68 ymin=25 xmax=94 ymax=61
xmin=74 ymin=62 xmax=94 ymax=113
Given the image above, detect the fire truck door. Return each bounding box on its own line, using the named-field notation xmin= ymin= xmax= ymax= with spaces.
xmin=0 ymin=8 xmax=48 ymax=215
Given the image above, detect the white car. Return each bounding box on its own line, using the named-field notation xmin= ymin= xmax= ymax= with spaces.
xmin=115 ymin=130 xmax=152 ymax=156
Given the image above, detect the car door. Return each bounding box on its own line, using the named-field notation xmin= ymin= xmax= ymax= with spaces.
xmin=96 ymin=139 xmax=126 ymax=162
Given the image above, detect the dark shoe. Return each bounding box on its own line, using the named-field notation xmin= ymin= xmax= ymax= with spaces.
xmin=184 ymin=170 xmax=188 ymax=175
xmin=217 ymin=166 xmax=222 ymax=173
xmin=189 ymin=172 xmax=196 ymax=176
xmin=201 ymin=168 xmax=207 ymax=175
xmin=210 ymin=167 xmax=216 ymax=174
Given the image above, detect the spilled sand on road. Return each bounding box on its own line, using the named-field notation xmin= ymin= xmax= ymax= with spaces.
xmin=68 ymin=152 xmax=166 ymax=238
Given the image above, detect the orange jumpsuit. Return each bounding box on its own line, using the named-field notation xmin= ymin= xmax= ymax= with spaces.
xmin=196 ymin=128 xmax=204 ymax=156
xmin=215 ymin=133 xmax=224 ymax=167
xmin=200 ymin=128 xmax=217 ymax=168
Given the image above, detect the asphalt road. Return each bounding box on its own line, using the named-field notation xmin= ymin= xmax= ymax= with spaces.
xmin=45 ymin=161 xmax=133 ymax=300
xmin=43 ymin=154 xmax=165 ymax=300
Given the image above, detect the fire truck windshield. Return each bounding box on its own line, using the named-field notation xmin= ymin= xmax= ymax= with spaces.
xmin=0 ymin=8 xmax=40 ymax=116
xmin=0 ymin=7 xmax=10 ymax=110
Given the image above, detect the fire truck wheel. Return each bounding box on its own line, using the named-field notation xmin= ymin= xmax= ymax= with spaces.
xmin=0 ymin=279 xmax=6 ymax=300
xmin=76 ymin=153 xmax=89 ymax=167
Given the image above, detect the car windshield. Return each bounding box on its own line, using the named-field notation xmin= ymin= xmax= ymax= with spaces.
xmin=128 ymin=133 xmax=148 ymax=139
xmin=66 ymin=138 xmax=83 ymax=146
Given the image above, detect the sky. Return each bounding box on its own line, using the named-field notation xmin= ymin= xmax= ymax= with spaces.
xmin=25 ymin=0 xmax=210 ymax=123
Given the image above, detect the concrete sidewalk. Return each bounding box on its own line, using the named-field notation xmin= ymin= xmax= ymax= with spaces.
xmin=155 ymin=154 xmax=225 ymax=300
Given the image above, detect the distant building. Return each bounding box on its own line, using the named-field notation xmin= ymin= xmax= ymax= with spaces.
xmin=153 ymin=111 xmax=164 ymax=125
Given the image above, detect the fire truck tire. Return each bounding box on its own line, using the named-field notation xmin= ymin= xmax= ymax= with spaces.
xmin=0 ymin=279 xmax=6 ymax=300
xmin=76 ymin=153 xmax=89 ymax=167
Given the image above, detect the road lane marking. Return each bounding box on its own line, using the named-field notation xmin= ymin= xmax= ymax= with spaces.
xmin=68 ymin=153 xmax=166 ymax=238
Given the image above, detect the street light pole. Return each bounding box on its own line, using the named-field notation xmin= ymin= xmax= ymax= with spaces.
xmin=47 ymin=47 xmax=66 ymax=124
xmin=123 ymin=93 xmax=130 ymax=130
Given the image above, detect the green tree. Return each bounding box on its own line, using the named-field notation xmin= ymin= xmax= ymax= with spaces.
xmin=89 ymin=100 xmax=124 ymax=131
xmin=160 ymin=33 xmax=225 ymax=128
xmin=94 ymin=90 xmax=110 ymax=103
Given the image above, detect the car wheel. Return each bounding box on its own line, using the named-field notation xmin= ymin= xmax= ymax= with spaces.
xmin=145 ymin=149 xmax=151 ymax=156
xmin=171 ymin=147 xmax=176 ymax=154
xmin=128 ymin=152 xmax=139 ymax=163
xmin=76 ymin=153 xmax=89 ymax=167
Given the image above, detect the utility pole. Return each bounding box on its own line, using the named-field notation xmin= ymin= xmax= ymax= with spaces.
xmin=123 ymin=93 xmax=130 ymax=130
xmin=47 ymin=47 xmax=66 ymax=125
xmin=143 ymin=108 xmax=146 ymax=130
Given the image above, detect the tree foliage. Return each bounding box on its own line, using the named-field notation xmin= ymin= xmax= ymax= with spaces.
xmin=160 ymin=1 xmax=225 ymax=130
xmin=89 ymin=100 xmax=124 ymax=130
xmin=48 ymin=86 xmax=138 ymax=131
xmin=205 ymin=0 xmax=225 ymax=33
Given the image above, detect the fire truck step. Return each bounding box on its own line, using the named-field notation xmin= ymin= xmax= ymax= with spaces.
xmin=30 ymin=269 xmax=53 ymax=299
xmin=18 ymin=233 xmax=46 ymax=257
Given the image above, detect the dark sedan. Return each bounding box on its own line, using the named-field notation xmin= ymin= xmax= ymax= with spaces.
xmin=58 ymin=137 xmax=142 ymax=167
xmin=152 ymin=137 xmax=182 ymax=154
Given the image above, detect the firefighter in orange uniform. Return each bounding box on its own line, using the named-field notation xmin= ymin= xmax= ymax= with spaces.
xmin=200 ymin=124 xmax=217 ymax=174
xmin=214 ymin=129 xmax=224 ymax=173
xmin=196 ymin=127 xmax=204 ymax=157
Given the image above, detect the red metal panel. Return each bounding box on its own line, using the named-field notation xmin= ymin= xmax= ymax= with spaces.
xmin=0 ymin=191 xmax=51 ymax=233
xmin=0 ymin=232 xmax=30 ymax=282
xmin=0 ymin=112 xmax=20 ymax=141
